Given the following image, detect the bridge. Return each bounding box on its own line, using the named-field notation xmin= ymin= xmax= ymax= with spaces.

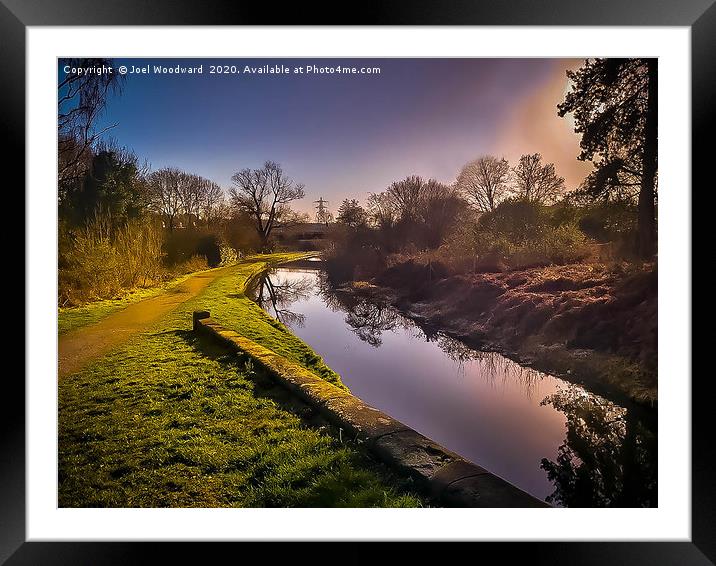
xmin=273 ymin=222 xmax=331 ymax=240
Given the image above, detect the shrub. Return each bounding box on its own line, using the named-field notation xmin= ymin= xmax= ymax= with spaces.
xmin=435 ymin=199 xmax=590 ymax=272
xmin=218 ymin=243 xmax=239 ymax=266
xmin=114 ymin=218 xmax=165 ymax=285
xmin=163 ymin=229 xmax=237 ymax=267
xmin=510 ymin=224 xmax=589 ymax=269
xmin=59 ymin=215 xmax=166 ymax=304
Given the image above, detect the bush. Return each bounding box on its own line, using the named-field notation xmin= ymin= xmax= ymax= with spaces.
xmin=478 ymin=198 xmax=544 ymax=244
xmin=59 ymin=215 xmax=165 ymax=305
xmin=163 ymin=228 xmax=239 ymax=268
xmin=163 ymin=230 xmax=204 ymax=266
xmin=576 ymin=200 xmax=637 ymax=243
xmin=324 ymin=225 xmax=386 ymax=283
xmin=510 ymin=224 xmax=589 ymax=269
xmin=218 ymin=243 xmax=239 ymax=266
xmin=435 ymin=199 xmax=590 ymax=272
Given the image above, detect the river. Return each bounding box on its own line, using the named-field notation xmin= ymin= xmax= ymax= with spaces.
xmin=249 ymin=265 xmax=657 ymax=507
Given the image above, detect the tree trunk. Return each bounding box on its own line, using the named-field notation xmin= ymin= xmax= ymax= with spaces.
xmin=638 ymin=59 xmax=658 ymax=259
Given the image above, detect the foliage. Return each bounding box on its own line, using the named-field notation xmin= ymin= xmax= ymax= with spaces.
xmin=221 ymin=211 xmax=263 ymax=253
xmin=327 ymin=177 xmax=468 ymax=282
xmin=558 ymin=59 xmax=652 ymax=197
xmin=218 ymin=243 xmax=240 ymax=266
xmin=574 ymin=199 xmax=638 ymax=244
xmin=148 ymin=168 xmax=225 ymax=231
xmin=558 ymin=58 xmax=657 ymax=257
xmin=59 ymin=146 xmax=149 ymax=228
xmin=58 ymin=58 xmax=125 ymax=190
xmin=163 ymin=230 xmax=228 ymax=268
xmin=336 ymin=199 xmax=368 ymax=228
xmin=59 ymin=215 xmax=165 ymax=304
xmin=440 ymin=199 xmax=590 ymax=271
xmin=368 ymin=176 xmax=467 ymax=250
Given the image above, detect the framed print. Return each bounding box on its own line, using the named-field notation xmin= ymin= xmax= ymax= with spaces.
xmin=6 ymin=0 xmax=709 ymax=563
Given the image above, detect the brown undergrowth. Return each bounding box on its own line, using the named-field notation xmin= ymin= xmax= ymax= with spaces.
xmin=362 ymin=261 xmax=657 ymax=405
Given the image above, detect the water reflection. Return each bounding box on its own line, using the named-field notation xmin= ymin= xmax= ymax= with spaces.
xmin=436 ymin=335 xmax=545 ymax=398
xmin=321 ymin=281 xmax=545 ymax=397
xmin=250 ymin=268 xmax=657 ymax=507
xmin=249 ymin=270 xmax=313 ymax=327
xmin=320 ymin=287 xmax=404 ymax=347
xmin=540 ymin=385 xmax=657 ymax=507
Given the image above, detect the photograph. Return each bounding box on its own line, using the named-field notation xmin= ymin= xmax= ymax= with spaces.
xmin=56 ymin=56 xmax=658 ymax=509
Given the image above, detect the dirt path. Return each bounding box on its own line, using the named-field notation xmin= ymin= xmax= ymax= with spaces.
xmin=58 ymin=267 xmax=233 ymax=378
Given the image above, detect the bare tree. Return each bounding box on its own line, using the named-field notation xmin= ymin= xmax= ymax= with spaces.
xmin=229 ymin=161 xmax=305 ymax=248
xmin=384 ymin=175 xmax=424 ymax=221
xmin=512 ymin=153 xmax=565 ymax=204
xmin=420 ymin=179 xmax=466 ymax=247
xmin=199 ymin=179 xmax=225 ymax=226
xmin=148 ymin=168 xmax=182 ymax=231
xmin=367 ymin=192 xmax=398 ymax=230
xmin=456 ymin=155 xmax=511 ymax=212
xmin=58 ymin=59 xmax=125 ymax=190
xmin=177 ymin=173 xmax=204 ymax=228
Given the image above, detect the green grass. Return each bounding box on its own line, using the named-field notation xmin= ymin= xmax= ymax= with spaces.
xmin=58 ymin=271 xmax=204 ymax=335
xmin=189 ymin=254 xmax=344 ymax=387
xmin=59 ymin=254 xmax=423 ymax=507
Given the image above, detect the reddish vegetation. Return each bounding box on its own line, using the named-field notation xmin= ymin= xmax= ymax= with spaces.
xmin=374 ymin=261 xmax=657 ymax=404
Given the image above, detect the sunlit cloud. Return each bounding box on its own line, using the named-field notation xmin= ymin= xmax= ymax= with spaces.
xmin=490 ymin=60 xmax=593 ymax=191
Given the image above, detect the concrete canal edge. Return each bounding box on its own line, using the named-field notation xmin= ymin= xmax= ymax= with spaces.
xmin=193 ymin=310 xmax=549 ymax=508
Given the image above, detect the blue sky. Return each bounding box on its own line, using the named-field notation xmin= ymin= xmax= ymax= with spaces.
xmin=65 ymin=58 xmax=589 ymax=215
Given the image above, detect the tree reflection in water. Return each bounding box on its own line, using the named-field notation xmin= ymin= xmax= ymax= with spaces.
xmin=250 ymin=270 xmax=313 ymax=328
xmin=539 ymin=385 xmax=657 ymax=507
xmin=318 ymin=278 xmax=407 ymax=347
xmin=436 ymin=335 xmax=544 ymax=398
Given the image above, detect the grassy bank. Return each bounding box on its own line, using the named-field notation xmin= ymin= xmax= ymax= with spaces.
xmin=59 ymin=253 xmax=422 ymax=507
xmin=194 ymin=253 xmax=343 ymax=387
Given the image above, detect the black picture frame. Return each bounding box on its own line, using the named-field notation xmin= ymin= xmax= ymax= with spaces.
xmin=6 ymin=1 xmax=707 ymax=563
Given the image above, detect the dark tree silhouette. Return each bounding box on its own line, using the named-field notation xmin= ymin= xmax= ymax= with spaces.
xmin=512 ymin=153 xmax=565 ymax=204
xmin=229 ymin=161 xmax=305 ymax=249
xmin=367 ymin=176 xmax=466 ymax=249
xmin=148 ymin=168 xmax=224 ymax=231
xmin=558 ymin=58 xmax=658 ymax=258
xmin=60 ymin=145 xmax=148 ymax=227
xmin=148 ymin=168 xmax=183 ymax=231
xmin=366 ymin=192 xmax=398 ymax=230
xmin=456 ymin=155 xmax=512 ymax=212
xmin=336 ymin=199 xmax=368 ymax=228
xmin=58 ymin=59 xmax=125 ymax=192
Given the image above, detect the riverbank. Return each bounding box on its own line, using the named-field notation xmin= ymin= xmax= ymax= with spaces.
xmin=332 ymin=260 xmax=657 ymax=406
xmin=59 ymin=253 xmax=422 ymax=507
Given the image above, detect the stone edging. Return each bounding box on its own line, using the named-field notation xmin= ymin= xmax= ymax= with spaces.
xmin=193 ymin=310 xmax=549 ymax=508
